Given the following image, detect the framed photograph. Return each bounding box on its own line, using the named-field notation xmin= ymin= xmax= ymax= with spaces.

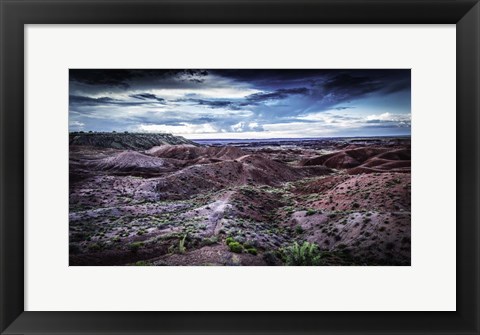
xmin=1 ymin=0 xmax=479 ymax=334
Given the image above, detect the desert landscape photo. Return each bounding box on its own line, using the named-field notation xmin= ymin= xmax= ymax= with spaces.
xmin=69 ymin=69 xmax=411 ymax=266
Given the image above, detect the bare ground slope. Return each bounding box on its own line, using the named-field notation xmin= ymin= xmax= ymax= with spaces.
xmin=69 ymin=138 xmax=411 ymax=266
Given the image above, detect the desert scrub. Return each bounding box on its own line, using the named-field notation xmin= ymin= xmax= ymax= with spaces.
xmin=88 ymin=243 xmax=102 ymax=252
xmin=243 ymin=240 xmax=257 ymax=249
xmin=128 ymin=241 xmax=144 ymax=253
xmin=228 ymin=241 xmax=243 ymax=253
xmin=246 ymin=247 xmax=258 ymax=255
xmin=295 ymin=225 xmax=304 ymax=234
xmin=306 ymin=209 xmax=317 ymax=216
xmin=178 ymin=234 xmax=187 ymax=254
xmin=225 ymin=237 xmax=235 ymax=245
xmin=283 ymin=241 xmax=322 ymax=266
xmin=201 ymin=236 xmax=218 ymax=246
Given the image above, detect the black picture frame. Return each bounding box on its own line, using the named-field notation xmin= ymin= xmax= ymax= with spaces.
xmin=1 ymin=0 xmax=479 ymax=334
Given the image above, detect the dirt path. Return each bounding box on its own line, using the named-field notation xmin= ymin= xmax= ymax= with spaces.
xmin=207 ymin=191 xmax=234 ymax=236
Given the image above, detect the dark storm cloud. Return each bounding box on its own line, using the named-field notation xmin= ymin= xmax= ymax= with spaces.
xmin=322 ymin=73 xmax=382 ymax=96
xmin=176 ymin=69 xmax=209 ymax=83
xmin=70 ymin=95 xmax=160 ymax=107
xmin=243 ymin=87 xmax=310 ymax=106
xmin=129 ymin=93 xmax=165 ymax=103
xmin=210 ymin=69 xmax=331 ymax=86
xmin=70 ymin=95 xmax=121 ymax=105
xmin=211 ymin=69 xmax=409 ymax=92
xmin=332 ymin=106 xmax=355 ymax=110
xmin=176 ymin=87 xmax=310 ymax=110
xmin=70 ymin=70 xmax=135 ymax=88
xmin=68 ymin=69 xmax=411 ymax=137
xmin=382 ymin=77 xmax=411 ymax=94
xmin=70 ymin=69 xmax=408 ymax=93
xmin=176 ymin=98 xmax=235 ymax=109
xmin=197 ymin=100 xmax=233 ymax=108
xmin=70 ymin=69 xmax=210 ymax=89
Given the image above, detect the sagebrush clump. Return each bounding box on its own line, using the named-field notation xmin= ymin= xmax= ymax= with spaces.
xmin=228 ymin=241 xmax=243 ymax=253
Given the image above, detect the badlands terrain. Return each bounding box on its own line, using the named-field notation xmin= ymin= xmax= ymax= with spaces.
xmin=69 ymin=132 xmax=411 ymax=266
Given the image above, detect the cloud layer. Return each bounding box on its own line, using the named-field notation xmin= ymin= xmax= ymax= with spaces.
xmin=69 ymin=69 xmax=411 ymax=138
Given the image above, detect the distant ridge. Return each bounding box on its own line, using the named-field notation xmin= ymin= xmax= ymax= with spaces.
xmin=69 ymin=132 xmax=198 ymax=150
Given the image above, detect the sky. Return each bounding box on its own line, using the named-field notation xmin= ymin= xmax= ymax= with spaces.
xmin=69 ymin=69 xmax=411 ymax=139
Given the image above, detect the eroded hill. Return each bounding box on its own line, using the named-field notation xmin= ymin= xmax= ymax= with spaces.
xmin=69 ymin=135 xmax=411 ymax=266
xmin=69 ymin=132 xmax=197 ymax=150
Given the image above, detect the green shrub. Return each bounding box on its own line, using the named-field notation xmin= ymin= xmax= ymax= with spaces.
xmin=243 ymin=241 xmax=254 ymax=249
xmin=202 ymin=236 xmax=218 ymax=246
xmin=88 ymin=243 xmax=101 ymax=252
xmin=225 ymin=237 xmax=235 ymax=245
xmin=295 ymin=225 xmax=304 ymax=234
xmin=246 ymin=247 xmax=257 ymax=255
xmin=228 ymin=241 xmax=243 ymax=253
xmin=178 ymin=234 xmax=187 ymax=254
xmin=128 ymin=242 xmax=144 ymax=253
xmin=306 ymin=209 xmax=316 ymax=216
xmin=284 ymin=241 xmax=322 ymax=266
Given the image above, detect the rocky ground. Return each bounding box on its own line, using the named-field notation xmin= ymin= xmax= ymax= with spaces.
xmin=69 ymin=134 xmax=411 ymax=266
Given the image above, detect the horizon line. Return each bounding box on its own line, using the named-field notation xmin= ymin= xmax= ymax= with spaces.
xmin=69 ymin=131 xmax=411 ymax=139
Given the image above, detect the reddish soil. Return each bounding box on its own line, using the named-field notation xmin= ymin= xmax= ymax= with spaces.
xmin=69 ymin=136 xmax=411 ymax=266
xmin=146 ymin=144 xmax=245 ymax=161
xmin=301 ymin=146 xmax=411 ymax=174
